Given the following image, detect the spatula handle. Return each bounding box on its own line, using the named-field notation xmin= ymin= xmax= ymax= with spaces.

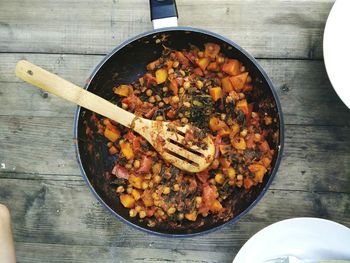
xmin=15 ymin=60 xmax=135 ymax=128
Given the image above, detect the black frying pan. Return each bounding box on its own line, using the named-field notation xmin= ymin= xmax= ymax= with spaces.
xmin=74 ymin=0 xmax=284 ymax=237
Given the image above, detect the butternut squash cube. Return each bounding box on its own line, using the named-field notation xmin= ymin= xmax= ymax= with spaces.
xmin=120 ymin=142 xmax=134 ymax=160
xmin=104 ymin=127 xmax=121 ymax=143
xmin=209 ymin=87 xmax=223 ymax=101
xmin=185 ymin=211 xmax=198 ymax=221
xmin=155 ymin=68 xmax=168 ymax=84
xmin=248 ymin=164 xmax=267 ymax=183
xmin=236 ymin=99 xmax=249 ymax=115
xmin=120 ymin=194 xmax=135 ymax=208
xmin=113 ymin=85 xmax=131 ymax=97
xmin=233 ymin=137 xmax=246 ymax=150
xmin=222 ymin=59 xmax=241 ymax=76
xmin=229 ymin=72 xmax=249 ymax=92
xmin=210 ymin=200 xmax=223 ymax=212
xmin=129 ymin=174 xmax=143 ymax=189
xmin=197 ymin=57 xmax=210 ymax=71
xmin=221 ymin=77 xmax=233 ymax=92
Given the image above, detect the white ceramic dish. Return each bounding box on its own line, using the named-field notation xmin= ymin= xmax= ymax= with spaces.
xmin=323 ymin=0 xmax=350 ymax=109
xmin=233 ymin=217 xmax=350 ymax=263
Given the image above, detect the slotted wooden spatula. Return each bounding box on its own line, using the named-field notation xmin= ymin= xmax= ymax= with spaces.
xmin=15 ymin=60 xmax=215 ymax=173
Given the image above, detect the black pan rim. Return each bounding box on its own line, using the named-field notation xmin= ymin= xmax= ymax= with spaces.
xmin=73 ymin=26 xmax=285 ymax=237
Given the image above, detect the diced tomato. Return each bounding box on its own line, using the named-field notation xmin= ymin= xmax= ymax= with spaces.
xmin=122 ymin=95 xmax=143 ymax=111
xmin=246 ymin=103 xmax=254 ymax=127
xmin=199 ymin=184 xmax=218 ymax=215
xmin=243 ymin=178 xmax=254 ymax=189
xmin=245 ymin=134 xmax=255 ymax=149
xmin=146 ymin=59 xmax=160 ymax=70
xmin=260 ymin=140 xmax=271 ymax=153
xmin=144 ymin=73 xmax=157 ymax=86
xmin=196 ymin=170 xmax=209 ymax=183
xmin=188 ymin=177 xmax=197 ymax=192
xmin=167 ymin=109 xmax=176 ymax=119
xmin=111 ymin=165 xmax=130 ymax=179
xmin=145 ymin=107 xmax=158 ymax=119
xmin=204 ymin=43 xmax=220 ymax=59
xmin=214 ymin=135 xmax=222 ymax=158
xmin=170 ymin=79 xmax=178 ymax=95
xmin=138 ymin=155 xmax=153 ymax=173
xmin=193 ymin=67 xmax=204 ymax=76
xmin=175 ymin=51 xmax=190 ymax=68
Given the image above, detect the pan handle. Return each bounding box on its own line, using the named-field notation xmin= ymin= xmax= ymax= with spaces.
xmin=149 ymin=0 xmax=178 ymax=29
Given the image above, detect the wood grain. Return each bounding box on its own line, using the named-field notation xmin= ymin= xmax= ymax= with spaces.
xmin=0 ymin=0 xmax=334 ymax=59
xmin=0 ymin=116 xmax=349 ymax=193
xmin=1 ymin=0 xmax=349 ymax=262
xmin=0 ymin=176 xmax=348 ymax=263
xmin=1 ymin=53 xmax=349 ymax=126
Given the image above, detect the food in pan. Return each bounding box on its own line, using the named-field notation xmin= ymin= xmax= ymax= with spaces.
xmin=87 ymin=43 xmax=278 ymax=228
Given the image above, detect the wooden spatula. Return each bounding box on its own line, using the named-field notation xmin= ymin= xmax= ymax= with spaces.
xmin=15 ymin=60 xmax=215 ymax=173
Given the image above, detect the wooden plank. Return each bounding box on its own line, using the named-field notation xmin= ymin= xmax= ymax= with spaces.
xmin=14 ymin=242 xmax=234 ymax=263
xmin=1 ymin=53 xmax=350 ymax=126
xmin=0 ymin=176 xmax=348 ymax=263
xmin=0 ymin=0 xmax=334 ymax=59
xmin=0 ymin=116 xmax=349 ymax=192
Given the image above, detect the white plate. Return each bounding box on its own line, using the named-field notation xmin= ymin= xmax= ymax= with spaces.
xmin=233 ymin=218 xmax=350 ymax=263
xmin=323 ymin=0 xmax=350 ymax=109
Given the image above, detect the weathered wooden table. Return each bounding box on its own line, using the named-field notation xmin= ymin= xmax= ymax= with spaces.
xmin=1 ymin=0 xmax=349 ymax=262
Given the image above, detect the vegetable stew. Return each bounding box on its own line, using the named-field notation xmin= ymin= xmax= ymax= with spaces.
xmin=86 ymin=43 xmax=279 ymax=229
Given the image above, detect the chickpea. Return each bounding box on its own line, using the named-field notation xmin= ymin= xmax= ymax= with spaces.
xmin=133 ymin=159 xmax=140 ymax=169
xmin=139 ymin=211 xmax=146 ymax=218
xmin=173 ymin=61 xmax=179 ymax=68
xmin=155 ymin=95 xmax=161 ymax=102
xmin=181 ymin=117 xmax=189 ymax=124
xmin=146 ymin=89 xmax=153 ymax=96
xmin=177 ymin=213 xmax=184 ymax=221
xmin=162 ymin=86 xmax=168 ymax=92
xmin=167 ymin=207 xmax=176 ymax=215
xmin=158 ymin=101 xmax=164 ymax=108
xmin=156 ymin=116 xmax=163 ymax=121
xmin=195 ymin=196 xmax=202 ymax=208
xmin=196 ymin=80 xmax=203 ymax=89
xmin=240 ymin=129 xmax=248 ymax=137
xmin=237 ymin=174 xmax=243 ymax=181
xmin=179 ymin=87 xmax=185 ymax=94
xmin=183 ymin=101 xmax=191 ymax=108
xmin=116 ymin=186 xmax=125 ymax=193
xmin=173 ymin=184 xmax=180 ymax=191
xmin=122 ymin=103 xmax=128 ymax=109
xmin=129 ymin=209 xmax=137 ymax=217
xmin=168 ymin=68 xmax=174 ymax=74
xmin=215 ymin=173 xmax=225 ymax=184
xmin=149 ymin=96 xmax=156 ymax=103
xmin=153 ymin=175 xmax=161 ymax=184
xmin=163 ymin=187 xmax=171 ymax=195
xmin=183 ymin=81 xmax=191 ymax=90
xmin=220 ymin=113 xmax=226 ymax=121
xmin=142 ymin=181 xmax=149 ymax=190
xmin=172 ymin=95 xmax=180 ymax=103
